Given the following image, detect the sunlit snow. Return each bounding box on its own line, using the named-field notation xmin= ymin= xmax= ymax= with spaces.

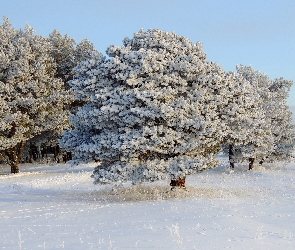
xmin=1 ymin=157 xmax=294 ymax=249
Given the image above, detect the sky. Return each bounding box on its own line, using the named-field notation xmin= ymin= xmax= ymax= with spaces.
xmin=1 ymin=0 xmax=295 ymax=107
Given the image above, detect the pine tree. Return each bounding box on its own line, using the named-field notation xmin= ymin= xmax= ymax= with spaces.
xmin=60 ymin=29 xmax=235 ymax=185
xmin=49 ymin=29 xmax=76 ymax=85
xmin=18 ymin=30 xmax=100 ymax=158
xmin=221 ymin=67 xmax=274 ymax=169
xmin=49 ymin=30 xmax=97 ymax=88
xmin=0 ymin=18 xmax=72 ymax=173
xmin=251 ymin=68 xmax=295 ymax=164
xmin=228 ymin=65 xmax=294 ymax=169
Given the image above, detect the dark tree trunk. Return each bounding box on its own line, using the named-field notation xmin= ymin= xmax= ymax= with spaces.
xmin=170 ymin=177 xmax=186 ymax=190
xmin=0 ymin=122 xmax=25 ymax=173
xmin=0 ymin=141 xmax=25 ymax=174
xmin=11 ymin=162 xmax=19 ymax=174
xmin=63 ymin=152 xmax=72 ymax=163
xmin=249 ymin=158 xmax=255 ymax=170
xmin=229 ymin=145 xmax=234 ymax=169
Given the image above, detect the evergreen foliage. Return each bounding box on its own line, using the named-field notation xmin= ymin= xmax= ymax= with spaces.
xmin=49 ymin=30 xmax=97 ymax=88
xmin=61 ymin=29 xmax=294 ymax=184
xmin=61 ymin=29 xmax=241 ymax=183
xmin=227 ymin=66 xmax=295 ymax=165
xmin=0 ymin=18 xmax=72 ymax=172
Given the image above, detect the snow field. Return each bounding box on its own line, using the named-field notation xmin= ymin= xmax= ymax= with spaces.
xmin=0 ymin=161 xmax=295 ymax=249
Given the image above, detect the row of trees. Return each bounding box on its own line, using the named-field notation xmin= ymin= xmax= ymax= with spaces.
xmin=1 ymin=19 xmax=294 ymax=185
xmin=60 ymin=29 xmax=295 ymax=186
xmin=0 ymin=18 xmax=98 ymax=173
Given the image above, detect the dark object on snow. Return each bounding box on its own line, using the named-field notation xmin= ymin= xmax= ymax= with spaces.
xmin=229 ymin=144 xmax=235 ymax=169
xmin=29 ymin=143 xmax=38 ymax=162
xmin=63 ymin=152 xmax=72 ymax=163
xmin=170 ymin=177 xmax=186 ymax=190
xmin=249 ymin=158 xmax=255 ymax=170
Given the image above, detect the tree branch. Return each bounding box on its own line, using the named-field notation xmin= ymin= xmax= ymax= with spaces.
xmin=0 ymin=151 xmax=10 ymax=165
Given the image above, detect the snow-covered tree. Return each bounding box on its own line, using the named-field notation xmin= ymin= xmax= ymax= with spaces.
xmin=226 ymin=65 xmax=294 ymax=169
xmin=60 ymin=29 xmax=238 ymax=185
xmin=49 ymin=30 xmax=97 ymax=88
xmin=220 ymin=67 xmax=274 ymax=169
xmin=0 ymin=18 xmax=72 ymax=173
xmin=48 ymin=31 xmax=99 ymax=114
xmin=68 ymin=50 xmax=105 ymax=103
xmin=266 ymin=79 xmax=295 ymax=163
xmin=49 ymin=30 xmax=75 ymax=84
xmin=16 ymin=30 xmax=100 ymax=156
xmin=74 ymin=38 xmax=97 ymax=64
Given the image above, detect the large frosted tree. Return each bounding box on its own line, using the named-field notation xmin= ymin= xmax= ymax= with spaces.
xmin=0 ymin=18 xmax=72 ymax=173
xmin=60 ymin=29 xmax=238 ymax=185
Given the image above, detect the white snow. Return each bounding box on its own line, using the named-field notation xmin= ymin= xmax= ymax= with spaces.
xmin=1 ymin=157 xmax=295 ymax=249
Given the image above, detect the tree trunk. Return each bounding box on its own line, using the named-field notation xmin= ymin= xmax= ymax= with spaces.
xmin=229 ymin=145 xmax=234 ymax=169
xmin=11 ymin=162 xmax=19 ymax=174
xmin=170 ymin=177 xmax=186 ymax=190
xmin=0 ymin=141 xmax=25 ymax=174
xmin=249 ymin=158 xmax=255 ymax=170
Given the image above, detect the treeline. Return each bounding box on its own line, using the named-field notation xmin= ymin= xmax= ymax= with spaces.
xmin=0 ymin=17 xmax=96 ymax=172
xmin=59 ymin=29 xmax=295 ymax=186
xmin=0 ymin=19 xmax=294 ymax=187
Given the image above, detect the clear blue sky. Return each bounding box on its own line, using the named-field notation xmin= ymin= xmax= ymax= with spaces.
xmin=1 ymin=0 xmax=295 ymax=107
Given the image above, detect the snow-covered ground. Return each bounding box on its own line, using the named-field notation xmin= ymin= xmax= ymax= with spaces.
xmin=1 ymin=158 xmax=295 ymax=249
